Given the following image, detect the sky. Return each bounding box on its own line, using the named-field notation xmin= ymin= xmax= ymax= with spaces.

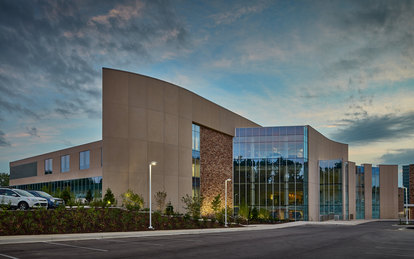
xmin=0 ymin=0 xmax=413 ymax=185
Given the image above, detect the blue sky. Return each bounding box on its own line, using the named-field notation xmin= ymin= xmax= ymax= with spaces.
xmin=0 ymin=0 xmax=413 ymax=185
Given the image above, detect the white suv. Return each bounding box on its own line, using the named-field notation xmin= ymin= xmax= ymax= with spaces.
xmin=0 ymin=188 xmax=48 ymax=210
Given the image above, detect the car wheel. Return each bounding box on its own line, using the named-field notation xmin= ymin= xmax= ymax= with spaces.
xmin=18 ymin=202 xmax=29 ymax=210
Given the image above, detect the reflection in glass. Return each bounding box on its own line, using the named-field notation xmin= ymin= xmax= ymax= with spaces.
xmin=11 ymin=176 xmax=103 ymax=199
xmin=233 ymin=126 xmax=308 ymax=221
xmin=356 ymin=166 xmax=365 ymax=219
xmin=372 ymin=167 xmax=380 ymax=219
xmin=192 ymin=124 xmax=201 ymax=197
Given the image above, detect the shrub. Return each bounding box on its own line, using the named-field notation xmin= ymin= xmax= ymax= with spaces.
xmin=103 ymin=188 xmax=116 ymax=207
xmin=238 ymin=203 xmax=250 ymax=220
xmin=154 ymin=191 xmax=167 ymax=212
xmin=121 ymin=189 xmax=143 ymax=210
xmin=258 ymin=208 xmax=270 ymax=220
xmin=85 ymin=189 xmax=93 ymax=204
xmin=181 ymin=194 xmax=204 ymax=219
xmin=211 ymin=194 xmax=222 ymax=215
xmin=61 ymin=187 xmax=72 ymax=204
xmin=165 ymin=201 xmax=174 ymax=215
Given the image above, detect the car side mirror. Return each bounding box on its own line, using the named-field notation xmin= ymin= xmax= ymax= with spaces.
xmin=12 ymin=194 xmax=18 ymax=197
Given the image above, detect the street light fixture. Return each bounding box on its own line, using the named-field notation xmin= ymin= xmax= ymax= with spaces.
xmin=149 ymin=161 xmax=157 ymax=230
xmin=225 ymin=178 xmax=232 ymax=227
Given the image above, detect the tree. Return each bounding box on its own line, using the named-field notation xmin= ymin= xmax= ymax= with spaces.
xmin=211 ymin=194 xmax=222 ymax=215
xmin=61 ymin=187 xmax=72 ymax=204
xmin=181 ymin=194 xmax=204 ymax=219
xmin=0 ymin=173 xmax=9 ymax=187
xmin=103 ymin=188 xmax=116 ymax=206
xmin=154 ymin=191 xmax=167 ymax=212
xmin=85 ymin=189 xmax=93 ymax=204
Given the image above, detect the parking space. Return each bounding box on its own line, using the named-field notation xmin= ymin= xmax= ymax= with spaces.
xmin=0 ymin=221 xmax=413 ymax=258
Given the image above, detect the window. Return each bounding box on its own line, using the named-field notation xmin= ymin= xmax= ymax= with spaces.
xmin=45 ymin=159 xmax=53 ymax=174
xmin=79 ymin=150 xmax=90 ymax=170
xmin=61 ymin=155 xmax=70 ymax=173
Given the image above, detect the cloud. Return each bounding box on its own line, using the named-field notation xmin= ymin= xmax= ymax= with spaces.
xmin=0 ymin=130 xmax=10 ymax=147
xmin=380 ymin=149 xmax=414 ymax=165
xmin=90 ymin=1 xmax=144 ymax=26
xmin=0 ymin=0 xmax=189 ymax=124
xmin=25 ymin=127 xmax=40 ymax=138
xmin=210 ymin=1 xmax=268 ymax=25
xmin=331 ymin=112 xmax=414 ymax=145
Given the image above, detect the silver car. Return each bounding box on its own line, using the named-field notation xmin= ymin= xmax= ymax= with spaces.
xmin=0 ymin=188 xmax=48 ymax=210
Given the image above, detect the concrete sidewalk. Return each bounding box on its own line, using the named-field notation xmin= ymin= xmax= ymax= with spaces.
xmin=0 ymin=220 xmax=374 ymax=245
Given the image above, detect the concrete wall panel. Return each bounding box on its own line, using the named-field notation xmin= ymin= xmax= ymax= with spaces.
xmin=380 ymin=164 xmax=398 ymax=219
xmin=128 ymin=107 xmax=147 ymax=140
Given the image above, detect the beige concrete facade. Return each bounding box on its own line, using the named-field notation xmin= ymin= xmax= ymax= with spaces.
xmin=9 ymin=141 xmax=102 ymax=186
xmin=307 ymin=126 xmax=348 ymax=221
xmin=102 ymin=68 xmax=259 ymax=211
xmin=379 ymin=164 xmax=398 ymax=219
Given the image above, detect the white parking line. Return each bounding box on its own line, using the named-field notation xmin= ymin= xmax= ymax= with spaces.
xmin=365 ymin=252 xmax=412 ymax=258
xmin=0 ymin=253 xmax=19 ymax=259
xmin=108 ymin=239 xmax=163 ymax=246
xmin=45 ymin=242 xmax=108 ymax=252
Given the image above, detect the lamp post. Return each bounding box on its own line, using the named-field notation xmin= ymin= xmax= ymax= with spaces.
xmin=403 ymin=187 xmax=408 ymax=225
xmin=149 ymin=161 xmax=157 ymax=230
xmin=225 ymin=178 xmax=232 ymax=227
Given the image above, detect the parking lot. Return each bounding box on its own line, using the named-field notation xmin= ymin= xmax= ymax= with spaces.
xmin=0 ymin=221 xmax=413 ymax=259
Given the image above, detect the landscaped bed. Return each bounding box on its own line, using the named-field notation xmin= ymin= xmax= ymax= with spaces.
xmin=0 ymin=208 xmax=227 ymax=236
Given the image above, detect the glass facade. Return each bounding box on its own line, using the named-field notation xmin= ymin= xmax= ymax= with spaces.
xmin=356 ymin=166 xmax=365 ymax=219
xmin=79 ymin=150 xmax=90 ymax=170
xmin=344 ymin=162 xmax=349 ymax=220
xmin=402 ymin=165 xmax=410 ymax=204
xmin=233 ymin=126 xmax=308 ymax=220
xmin=61 ymin=155 xmax=70 ymax=173
xmin=319 ymin=160 xmax=343 ymax=220
xmin=44 ymin=158 xmax=53 ymax=175
xmin=12 ymin=176 xmax=103 ymax=199
xmin=372 ymin=167 xmax=380 ymax=219
xmin=192 ymin=124 xmax=200 ymax=197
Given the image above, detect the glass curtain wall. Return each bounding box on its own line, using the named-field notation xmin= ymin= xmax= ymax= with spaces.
xmin=402 ymin=165 xmax=410 ymax=204
xmin=12 ymin=176 xmax=103 ymax=199
xmin=372 ymin=167 xmax=380 ymax=219
xmin=233 ymin=126 xmax=308 ymax=221
xmin=192 ymin=124 xmax=201 ymax=197
xmin=356 ymin=166 xmax=365 ymax=219
xmin=344 ymin=162 xmax=349 ymax=220
xmin=319 ymin=160 xmax=343 ymax=220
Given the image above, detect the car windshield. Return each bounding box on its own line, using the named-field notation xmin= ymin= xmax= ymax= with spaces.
xmin=14 ymin=189 xmax=35 ymax=197
xmin=37 ymin=191 xmax=52 ymax=198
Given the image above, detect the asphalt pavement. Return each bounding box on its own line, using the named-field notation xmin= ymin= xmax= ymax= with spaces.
xmin=0 ymin=221 xmax=413 ymax=259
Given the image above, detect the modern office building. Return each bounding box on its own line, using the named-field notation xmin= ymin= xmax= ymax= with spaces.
xmin=9 ymin=68 xmax=399 ymax=221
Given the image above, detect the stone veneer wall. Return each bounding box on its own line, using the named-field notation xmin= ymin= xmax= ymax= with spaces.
xmin=200 ymin=126 xmax=233 ymax=215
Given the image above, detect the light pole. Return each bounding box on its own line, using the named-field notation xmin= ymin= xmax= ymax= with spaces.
xmin=225 ymin=178 xmax=231 ymax=227
xmin=403 ymin=187 xmax=408 ymax=225
xmin=149 ymin=161 xmax=157 ymax=230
